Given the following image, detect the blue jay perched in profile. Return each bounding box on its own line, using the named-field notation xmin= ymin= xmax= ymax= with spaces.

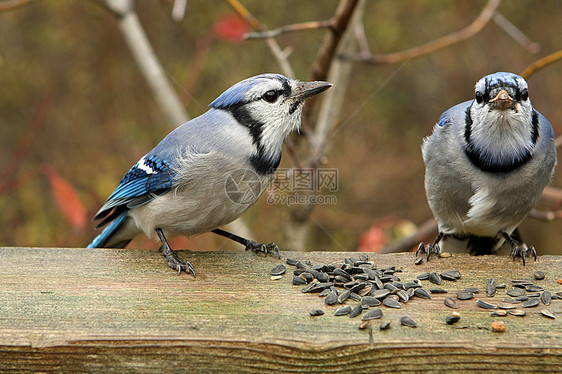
xmin=88 ymin=74 xmax=331 ymax=276
xmin=420 ymin=72 xmax=556 ymax=265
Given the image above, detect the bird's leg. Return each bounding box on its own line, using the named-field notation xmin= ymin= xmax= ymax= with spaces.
xmin=156 ymin=228 xmax=196 ymax=277
xmin=212 ymin=228 xmax=281 ymax=259
xmin=501 ymin=231 xmax=536 ymax=266
xmin=416 ymin=232 xmax=444 ymax=261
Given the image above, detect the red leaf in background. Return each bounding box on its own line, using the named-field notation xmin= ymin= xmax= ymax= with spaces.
xmin=44 ymin=166 xmax=87 ymax=230
xmin=213 ymin=14 xmax=249 ymax=43
xmin=358 ymin=225 xmax=387 ymax=253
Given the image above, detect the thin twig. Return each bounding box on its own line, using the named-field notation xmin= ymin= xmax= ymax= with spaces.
xmin=245 ymin=20 xmax=333 ymax=40
xmin=224 ymin=0 xmax=294 ymax=78
xmin=493 ymin=12 xmax=540 ymax=54
xmin=521 ymin=50 xmax=562 ymax=79
xmin=342 ymin=0 xmax=501 ymax=64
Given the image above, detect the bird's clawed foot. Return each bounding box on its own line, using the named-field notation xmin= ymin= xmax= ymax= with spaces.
xmin=502 ymin=231 xmax=537 ymax=266
xmin=416 ymin=242 xmax=441 ymax=263
xmin=156 ymin=228 xmax=196 ymax=277
xmin=416 ymin=232 xmax=444 ymax=263
xmin=510 ymin=245 xmax=537 ymax=266
xmin=245 ymin=240 xmax=281 ymax=259
xmin=159 ymin=245 xmax=196 ymax=277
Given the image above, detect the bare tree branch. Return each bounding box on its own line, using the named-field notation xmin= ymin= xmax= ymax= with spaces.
xmin=0 ymin=0 xmax=34 ymax=12
xmin=342 ymin=0 xmax=501 ymax=64
xmin=493 ymin=12 xmax=540 ymax=54
xmin=245 ymin=20 xmax=333 ymax=40
xmin=309 ymin=0 xmax=359 ymax=82
xmin=310 ymin=0 xmax=367 ymax=167
xmin=224 ymin=0 xmax=294 ymax=78
xmin=171 ymin=0 xmax=187 ymax=21
xmin=521 ymin=50 xmax=562 ymax=79
xmin=96 ymin=0 xmax=190 ymax=127
xmin=380 ymin=218 xmax=437 ymax=254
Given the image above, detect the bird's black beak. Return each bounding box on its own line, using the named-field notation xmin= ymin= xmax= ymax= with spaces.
xmin=291 ymin=81 xmax=332 ymax=101
xmin=488 ymin=88 xmax=515 ymax=110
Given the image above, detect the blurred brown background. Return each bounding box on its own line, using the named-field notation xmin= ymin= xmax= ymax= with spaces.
xmin=0 ymin=0 xmax=560 ymax=254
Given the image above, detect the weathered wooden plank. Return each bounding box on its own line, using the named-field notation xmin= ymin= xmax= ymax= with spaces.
xmin=0 ymin=247 xmax=560 ymax=372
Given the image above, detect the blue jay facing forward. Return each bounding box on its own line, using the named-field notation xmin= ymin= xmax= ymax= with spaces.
xmin=419 ymin=72 xmax=556 ymax=265
xmin=88 ymin=74 xmax=331 ymax=276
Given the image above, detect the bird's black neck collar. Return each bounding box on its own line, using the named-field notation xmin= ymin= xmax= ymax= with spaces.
xmin=227 ymin=105 xmax=281 ymax=175
xmin=463 ymin=105 xmax=539 ymax=173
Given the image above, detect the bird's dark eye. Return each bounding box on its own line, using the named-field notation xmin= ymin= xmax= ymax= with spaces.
xmin=521 ymin=89 xmax=528 ymax=101
xmin=475 ymin=91 xmax=484 ymax=104
xmin=262 ymin=90 xmax=280 ymax=103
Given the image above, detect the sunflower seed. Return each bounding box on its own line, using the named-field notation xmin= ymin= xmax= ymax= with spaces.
xmin=430 ymin=287 xmax=448 ymax=294
xmin=316 ymin=272 xmax=329 ymax=282
xmin=486 ymin=279 xmax=496 ymax=297
xmin=319 ymin=288 xmax=331 ymax=297
xmin=497 ymin=302 xmax=517 ymax=310
xmin=509 ymin=309 xmax=526 ymax=317
xmin=334 ymin=305 xmax=352 ymax=316
xmin=541 ymin=291 xmax=552 ymax=306
xmin=333 ymin=268 xmax=351 ymax=280
xmin=403 ymin=282 xmax=421 ymax=290
xmin=359 ymin=253 xmax=368 ymax=262
xmin=456 ymin=291 xmax=474 ymax=300
xmin=397 ymin=290 xmax=409 ymax=302
xmin=416 ymin=272 xmax=430 ymax=280
xmin=362 ymin=308 xmax=383 ymax=320
xmin=379 ymin=321 xmax=391 ymax=330
xmin=349 ymin=292 xmax=362 ymax=302
xmin=371 ymin=289 xmax=391 ymax=299
xmin=400 ymin=315 xmax=417 ymax=327
xmin=338 ymin=289 xmax=350 ymax=304
xmin=522 ymin=298 xmax=540 ymax=308
xmin=477 ymin=299 xmax=498 ymax=309
xmin=292 ymin=275 xmax=308 ymax=286
xmin=506 ymin=288 xmax=525 ymax=297
xmin=526 ymin=285 xmax=544 ymax=292
xmin=382 ymin=297 xmax=402 ymax=309
xmin=446 ymin=315 xmax=461 ymax=325
xmin=444 ymin=297 xmax=459 ymax=309
xmin=429 ymin=272 xmax=442 ymax=285
xmin=496 ymin=283 xmax=506 ymax=289
xmin=309 ymin=309 xmax=325 ymax=316
xmin=534 ymin=271 xmax=545 ymax=280
xmin=414 ymin=288 xmax=432 ymax=299
xmin=286 ymin=258 xmax=300 ymax=266
xmin=540 ymin=309 xmax=555 ymax=319
xmin=349 ymin=304 xmax=363 ymax=318
xmin=464 ymin=287 xmax=479 ymax=294
xmin=526 ymin=292 xmax=540 ymax=298
xmin=361 ymin=296 xmax=381 ymax=307
xmin=442 ymin=270 xmax=461 ymax=280
xmin=491 ymin=310 xmax=507 ymax=317
xmin=515 ymin=295 xmax=529 ymax=301
xmin=325 ymin=290 xmax=338 ymax=305
xmin=415 ymin=256 xmax=423 ymax=265
xmin=300 ymin=272 xmax=314 ymax=283
xmin=270 ymin=264 xmax=286 ymax=276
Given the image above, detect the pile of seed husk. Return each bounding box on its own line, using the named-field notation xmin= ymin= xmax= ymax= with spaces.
xmin=271 ymin=254 xmax=559 ymax=329
xmin=274 ymin=254 xmax=465 ymax=328
xmin=473 ymin=275 xmax=560 ymax=319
